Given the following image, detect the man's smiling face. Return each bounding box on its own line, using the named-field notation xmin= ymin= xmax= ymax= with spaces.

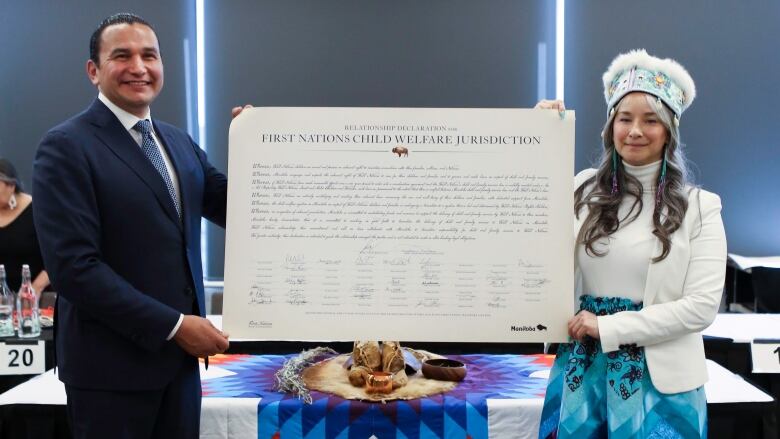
xmin=87 ymin=23 xmax=164 ymax=117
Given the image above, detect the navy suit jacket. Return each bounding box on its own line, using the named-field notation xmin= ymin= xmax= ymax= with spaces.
xmin=33 ymin=99 xmax=227 ymax=390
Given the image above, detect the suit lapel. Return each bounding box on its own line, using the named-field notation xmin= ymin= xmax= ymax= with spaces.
xmin=87 ymin=100 xmax=182 ymax=231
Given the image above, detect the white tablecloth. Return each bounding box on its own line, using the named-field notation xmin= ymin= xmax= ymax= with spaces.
xmin=0 ymin=359 xmax=770 ymax=439
xmin=703 ymin=313 xmax=780 ymax=343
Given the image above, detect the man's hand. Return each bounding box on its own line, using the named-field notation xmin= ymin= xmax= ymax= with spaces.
xmin=567 ymin=310 xmax=600 ymax=342
xmin=173 ymin=315 xmax=230 ymax=357
xmin=231 ymin=104 xmax=253 ymax=119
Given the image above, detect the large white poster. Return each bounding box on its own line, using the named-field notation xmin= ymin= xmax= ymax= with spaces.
xmin=223 ymin=108 xmax=574 ymax=342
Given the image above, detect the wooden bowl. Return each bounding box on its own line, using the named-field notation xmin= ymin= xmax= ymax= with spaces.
xmin=421 ymin=358 xmax=467 ymax=382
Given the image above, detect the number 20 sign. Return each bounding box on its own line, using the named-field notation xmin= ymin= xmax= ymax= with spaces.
xmin=0 ymin=341 xmax=45 ymax=375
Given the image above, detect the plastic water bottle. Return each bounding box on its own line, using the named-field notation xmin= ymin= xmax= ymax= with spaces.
xmin=16 ymin=265 xmax=40 ymax=338
xmin=0 ymin=265 xmax=15 ymax=337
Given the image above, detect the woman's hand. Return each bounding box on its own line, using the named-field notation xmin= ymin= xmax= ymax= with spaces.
xmin=534 ymin=99 xmax=565 ymax=111
xmin=568 ymin=310 xmax=600 ymax=341
xmin=534 ymin=100 xmax=566 ymax=119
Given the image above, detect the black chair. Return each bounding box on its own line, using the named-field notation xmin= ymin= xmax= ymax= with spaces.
xmin=750 ymin=267 xmax=780 ymax=313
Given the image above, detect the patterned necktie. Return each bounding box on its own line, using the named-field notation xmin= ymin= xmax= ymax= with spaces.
xmin=133 ymin=119 xmax=181 ymax=218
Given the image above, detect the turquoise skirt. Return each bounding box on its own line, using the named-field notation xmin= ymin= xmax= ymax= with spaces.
xmin=539 ymin=295 xmax=707 ymax=438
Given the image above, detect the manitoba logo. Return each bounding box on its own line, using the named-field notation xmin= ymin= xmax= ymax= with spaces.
xmin=510 ymin=324 xmax=548 ymax=332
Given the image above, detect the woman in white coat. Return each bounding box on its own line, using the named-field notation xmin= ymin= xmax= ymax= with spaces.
xmin=536 ymin=50 xmax=727 ymax=438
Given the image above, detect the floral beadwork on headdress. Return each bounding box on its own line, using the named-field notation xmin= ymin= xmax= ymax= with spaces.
xmin=603 ymin=49 xmax=696 ymax=118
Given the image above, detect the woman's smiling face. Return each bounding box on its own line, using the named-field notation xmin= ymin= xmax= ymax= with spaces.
xmin=612 ymin=92 xmax=669 ymax=166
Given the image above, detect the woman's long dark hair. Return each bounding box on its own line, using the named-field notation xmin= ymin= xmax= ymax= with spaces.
xmin=574 ymin=94 xmax=692 ymax=263
xmin=0 ymin=158 xmax=23 ymax=194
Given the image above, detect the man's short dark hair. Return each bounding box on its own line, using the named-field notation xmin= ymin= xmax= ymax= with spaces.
xmin=89 ymin=13 xmax=155 ymax=65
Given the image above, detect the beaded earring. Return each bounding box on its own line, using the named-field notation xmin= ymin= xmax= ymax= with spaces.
xmin=656 ymin=148 xmax=668 ymax=206
xmin=611 ymin=148 xmax=619 ymax=195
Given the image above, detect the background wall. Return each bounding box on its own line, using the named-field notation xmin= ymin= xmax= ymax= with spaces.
xmin=0 ymin=0 xmax=195 ymax=193
xmin=1 ymin=1 xmax=777 ymax=281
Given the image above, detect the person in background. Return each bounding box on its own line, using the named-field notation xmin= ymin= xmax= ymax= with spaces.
xmin=0 ymin=157 xmax=50 ymax=293
xmin=535 ymin=50 xmax=726 ymax=438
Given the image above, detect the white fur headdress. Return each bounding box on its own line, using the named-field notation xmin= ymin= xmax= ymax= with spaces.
xmin=602 ymin=49 xmax=696 ymax=117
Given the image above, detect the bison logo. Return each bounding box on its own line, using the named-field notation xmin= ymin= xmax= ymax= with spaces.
xmin=536 ymin=324 xmax=547 ymax=331
xmin=392 ymin=146 xmax=408 ymax=157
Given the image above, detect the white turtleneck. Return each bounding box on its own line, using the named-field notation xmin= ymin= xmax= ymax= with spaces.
xmin=577 ymin=160 xmax=662 ymax=302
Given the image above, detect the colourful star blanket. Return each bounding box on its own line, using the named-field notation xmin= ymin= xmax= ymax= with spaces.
xmin=202 ymin=353 xmax=553 ymax=439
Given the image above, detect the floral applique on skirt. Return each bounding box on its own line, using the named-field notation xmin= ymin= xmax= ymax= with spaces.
xmin=538 ymin=295 xmax=707 ymax=438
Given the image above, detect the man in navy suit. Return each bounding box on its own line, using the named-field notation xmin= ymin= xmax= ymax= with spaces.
xmin=33 ymin=13 xmax=238 ymax=438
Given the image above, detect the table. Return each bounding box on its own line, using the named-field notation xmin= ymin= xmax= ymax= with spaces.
xmin=704 ymin=313 xmax=780 ymax=438
xmin=0 ymin=353 xmax=772 ymax=439
xmin=704 ymin=314 xmax=780 ymax=344
xmin=725 ymin=254 xmax=780 ymax=312
xmin=0 ymin=327 xmax=54 ymax=394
